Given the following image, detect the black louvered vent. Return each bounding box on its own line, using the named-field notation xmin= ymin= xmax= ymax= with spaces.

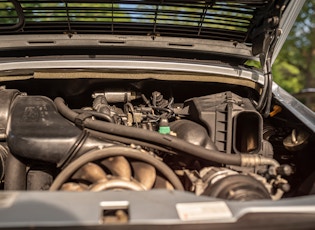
xmin=0 ymin=0 xmax=271 ymax=44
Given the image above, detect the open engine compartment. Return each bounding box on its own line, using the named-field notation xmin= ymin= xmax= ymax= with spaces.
xmin=0 ymin=78 xmax=314 ymax=201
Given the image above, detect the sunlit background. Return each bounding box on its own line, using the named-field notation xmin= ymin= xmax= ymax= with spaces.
xmin=274 ymin=0 xmax=315 ymax=111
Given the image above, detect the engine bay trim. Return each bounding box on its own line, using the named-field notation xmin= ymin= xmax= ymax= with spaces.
xmin=0 ymin=59 xmax=264 ymax=85
xmin=0 ymin=34 xmax=253 ymax=60
xmin=0 ymin=72 xmax=261 ymax=91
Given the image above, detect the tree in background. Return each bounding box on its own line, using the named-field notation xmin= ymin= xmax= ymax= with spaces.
xmin=273 ymin=0 xmax=315 ymax=94
xmin=0 ymin=2 xmax=123 ymax=24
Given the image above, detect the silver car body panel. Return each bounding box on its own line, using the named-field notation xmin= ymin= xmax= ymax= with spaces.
xmin=0 ymin=190 xmax=314 ymax=228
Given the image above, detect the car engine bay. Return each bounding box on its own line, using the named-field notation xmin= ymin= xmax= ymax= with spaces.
xmin=0 ymin=77 xmax=314 ymax=201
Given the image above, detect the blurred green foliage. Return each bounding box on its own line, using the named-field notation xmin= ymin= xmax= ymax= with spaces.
xmin=273 ymin=0 xmax=315 ymax=94
xmin=0 ymin=2 xmax=121 ymax=23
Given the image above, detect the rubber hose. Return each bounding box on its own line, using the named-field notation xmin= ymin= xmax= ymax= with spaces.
xmin=73 ymin=109 xmax=114 ymax=123
xmin=55 ymin=97 xmax=242 ymax=166
xmin=86 ymin=129 xmax=177 ymax=154
xmin=256 ymin=64 xmax=269 ymax=112
xmin=4 ymin=153 xmax=26 ymax=190
xmin=50 ymin=146 xmax=184 ymax=191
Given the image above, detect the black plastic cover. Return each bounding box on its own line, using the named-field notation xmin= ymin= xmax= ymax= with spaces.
xmin=170 ymin=120 xmax=217 ymax=151
xmin=7 ymin=95 xmax=83 ymax=164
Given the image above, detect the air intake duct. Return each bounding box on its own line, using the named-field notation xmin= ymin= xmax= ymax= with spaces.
xmin=184 ymin=91 xmax=263 ymax=154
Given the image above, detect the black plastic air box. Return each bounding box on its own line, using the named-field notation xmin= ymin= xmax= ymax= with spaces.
xmin=184 ymin=91 xmax=263 ymax=154
xmin=7 ymin=95 xmax=83 ymax=164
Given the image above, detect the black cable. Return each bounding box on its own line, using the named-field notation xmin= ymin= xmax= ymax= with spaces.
xmin=152 ymin=107 xmax=173 ymax=114
xmin=263 ymin=58 xmax=273 ymax=118
xmin=124 ymin=102 xmax=135 ymax=114
xmin=256 ymin=29 xmax=279 ymax=114
xmin=141 ymin=94 xmax=151 ymax=106
xmin=256 ymin=56 xmax=269 ymax=112
xmin=167 ymin=97 xmax=174 ymax=108
xmin=55 ymin=97 xmax=242 ymax=166
xmin=49 ymin=146 xmax=184 ymax=191
xmin=86 ymin=129 xmax=177 ymax=155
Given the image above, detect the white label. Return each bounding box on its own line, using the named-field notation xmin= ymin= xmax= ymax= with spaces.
xmin=176 ymin=202 xmax=233 ymax=221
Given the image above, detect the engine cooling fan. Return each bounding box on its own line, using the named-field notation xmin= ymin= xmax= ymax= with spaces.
xmin=49 ymin=146 xmax=184 ymax=191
